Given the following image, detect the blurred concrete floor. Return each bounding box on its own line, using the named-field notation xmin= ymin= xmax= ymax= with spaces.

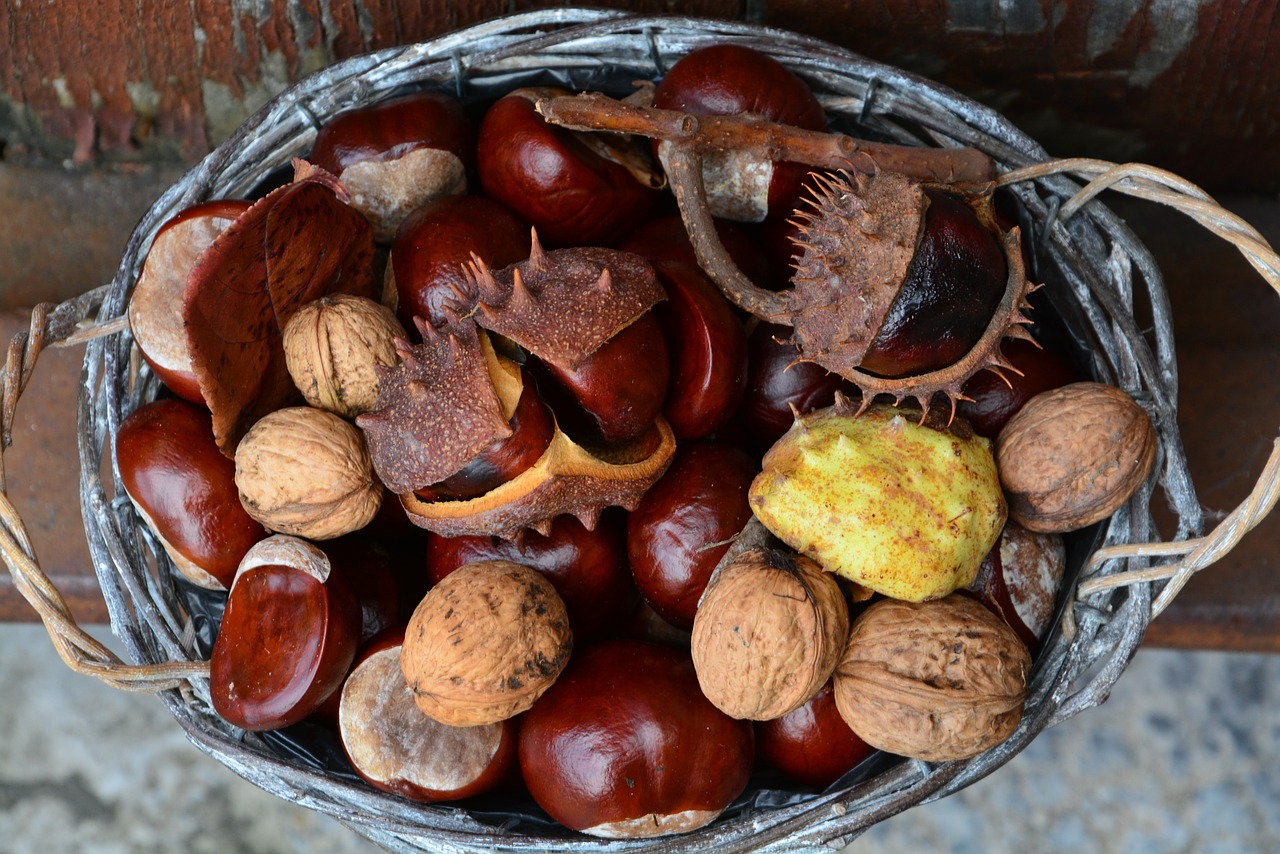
xmin=0 ymin=623 xmax=1276 ymax=853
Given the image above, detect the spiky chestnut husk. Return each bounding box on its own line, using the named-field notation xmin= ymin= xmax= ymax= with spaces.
xmin=457 ymin=233 xmax=666 ymax=371
xmin=785 ymin=170 xmax=1039 ymax=421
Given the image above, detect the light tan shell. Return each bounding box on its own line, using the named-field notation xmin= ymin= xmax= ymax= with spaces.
xmin=833 ymin=595 xmax=1030 ymax=762
xmin=234 ymin=406 xmax=384 ymax=540
xmin=400 ymin=560 xmax=572 ymax=727
xmin=996 ymin=382 xmax=1157 ymax=533
xmin=283 ymin=294 xmax=406 ymax=418
xmin=691 ymin=549 xmax=849 ymax=721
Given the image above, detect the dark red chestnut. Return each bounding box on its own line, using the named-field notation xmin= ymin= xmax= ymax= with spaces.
xmin=129 ymin=199 xmax=251 ymax=405
xmin=518 ymin=639 xmax=754 ymax=838
xmin=619 ymin=214 xmax=773 ymax=290
xmin=627 ymin=441 xmax=757 ymax=629
xmin=756 ymin=680 xmax=875 ymax=790
xmin=414 ymin=367 xmax=555 ymax=501
xmin=736 ymin=321 xmax=859 ymax=451
xmin=426 ymin=510 xmax=635 ymax=641
xmin=338 ymin=628 xmax=519 ymax=802
xmin=322 ymin=532 xmax=402 ymax=643
xmin=476 ymin=88 xmax=662 ymax=246
xmin=117 ymin=398 xmax=266 ymax=590
xmin=651 ymin=260 xmax=748 ymax=440
xmin=533 ymin=310 xmax=670 ymax=445
xmin=210 ymin=536 xmax=361 ymax=731
xmin=653 ymin=44 xmax=826 ymax=222
xmin=310 ymin=91 xmax=474 ymax=241
xmin=957 ymin=337 xmax=1080 ymax=438
xmin=390 ymin=194 xmax=531 ymax=331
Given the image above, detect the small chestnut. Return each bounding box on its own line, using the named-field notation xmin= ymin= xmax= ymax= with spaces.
xmin=518 ymin=639 xmax=754 ymax=838
xmin=957 ymin=337 xmax=1080 ymax=438
xmin=755 ymin=680 xmax=875 ymax=790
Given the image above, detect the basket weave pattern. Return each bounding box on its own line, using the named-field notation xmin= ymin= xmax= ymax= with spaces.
xmin=2 ymin=9 xmax=1278 ymax=853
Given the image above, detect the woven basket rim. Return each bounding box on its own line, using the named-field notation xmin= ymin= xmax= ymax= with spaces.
xmin=66 ymin=8 xmax=1208 ymax=853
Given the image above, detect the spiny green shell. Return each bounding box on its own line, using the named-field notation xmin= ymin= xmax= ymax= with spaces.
xmin=749 ymin=404 xmax=1006 ymax=602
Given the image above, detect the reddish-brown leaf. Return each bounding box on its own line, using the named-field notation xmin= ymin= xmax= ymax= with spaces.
xmin=183 ymin=164 xmax=375 ymax=455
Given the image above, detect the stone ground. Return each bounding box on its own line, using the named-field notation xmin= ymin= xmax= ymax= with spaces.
xmin=1 ymin=623 xmax=1277 ymax=854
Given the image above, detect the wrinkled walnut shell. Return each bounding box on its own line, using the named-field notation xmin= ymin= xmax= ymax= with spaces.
xmin=996 ymin=382 xmax=1157 ymax=533
xmin=691 ymin=549 xmax=849 ymax=720
xmin=400 ymin=416 xmax=676 ymax=540
xmin=833 ymin=595 xmax=1029 ymax=762
xmin=401 ymin=560 xmax=573 ymax=726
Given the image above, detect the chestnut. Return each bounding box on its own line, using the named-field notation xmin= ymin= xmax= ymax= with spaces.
xmin=309 ymin=91 xmax=474 ymax=241
xmin=322 ymin=532 xmax=402 ymax=643
xmin=338 ymin=628 xmax=518 ymax=802
xmin=116 ymin=398 xmax=266 ymax=590
xmin=653 ymin=44 xmax=826 ymax=222
xmin=755 ymin=680 xmax=875 ymax=790
xmin=476 ymin=88 xmax=662 ymax=247
xmin=210 ymin=536 xmax=361 ymax=731
xmin=426 ymin=510 xmax=635 ymax=641
xmin=957 ymin=337 xmax=1080 ymax=438
xmin=128 ymin=199 xmax=250 ymax=404
xmin=532 ymin=310 xmax=670 ymax=445
xmin=736 ymin=321 xmax=859 ymax=451
xmin=390 ymin=194 xmax=531 ymax=331
xmin=518 ymin=639 xmax=754 ymax=838
xmin=651 ymin=260 xmax=748 ymax=440
xmin=626 ymin=441 xmax=757 ymax=629
xmin=619 ymin=214 xmax=773 ymax=290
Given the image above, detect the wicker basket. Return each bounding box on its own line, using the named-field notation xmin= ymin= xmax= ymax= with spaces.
xmin=2 ymin=9 xmax=1278 ymax=853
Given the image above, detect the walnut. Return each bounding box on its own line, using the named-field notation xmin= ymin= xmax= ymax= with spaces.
xmin=234 ymin=406 xmax=383 ymax=540
xmin=400 ymin=560 xmax=573 ymax=727
xmin=995 ymin=382 xmax=1157 ymax=533
xmin=691 ymin=549 xmax=849 ymax=721
xmin=833 ymin=595 xmax=1030 ymax=762
xmin=283 ymin=294 xmax=405 ymax=418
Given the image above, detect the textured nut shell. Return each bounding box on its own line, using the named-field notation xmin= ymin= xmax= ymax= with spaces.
xmin=996 ymin=382 xmax=1157 ymax=532
xmin=691 ymin=550 xmax=849 ymax=720
xmin=283 ymin=295 xmax=406 ymax=418
xmin=234 ymin=407 xmax=383 ymax=540
xmin=833 ymin=595 xmax=1029 ymax=762
xmin=1000 ymin=522 xmax=1066 ymax=638
xmin=401 ymin=560 xmax=572 ymax=726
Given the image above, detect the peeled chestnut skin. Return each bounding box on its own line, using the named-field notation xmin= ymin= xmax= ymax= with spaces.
xmin=859 ymin=189 xmax=1008 ymax=377
xmin=957 ymin=337 xmax=1080 ymax=438
xmin=391 ymin=195 xmax=531 ymax=331
xmin=518 ymin=639 xmax=754 ymax=838
xmin=116 ymin=398 xmax=266 ymax=589
xmin=736 ymin=321 xmax=859 ymax=451
xmin=309 ymin=90 xmax=473 ymax=175
xmin=533 ymin=311 xmax=670 ymax=445
xmin=477 ymin=92 xmax=661 ymax=247
xmin=210 ymin=562 xmax=361 ymax=731
xmin=756 ymin=681 xmax=875 ymax=790
xmin=627 ymin=441 xmax=757 ymax=629
xmin=415 ymin=369 xmax=554 ymax=501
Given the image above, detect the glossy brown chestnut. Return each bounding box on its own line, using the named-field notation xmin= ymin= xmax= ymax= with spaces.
xmin=414 ymin=368 xmax=555 ymax=502
xmin=322 ymin=532 xmax=402 ymax=643
xmin=858 ymin=188 xmax=1009 ymax=378
xmin=518 ymin=639 xmax=754 ymax=838
xmin=390 ymin=194 xmax=531 ymax=331
xmin=117 ymin=398 xmax=266 ymax=590
xmin=426 ymin=510 xmax=635 ymax=641
xmin=309 ymin=91 xmax=474 ymax=241
xmin=755 ymin=680 xmax=875 ymax=790
xmin=534 ymin=311 xmax=670 ymax=445
xmin=129 ymin=199 xmax=251 ymax=405
xmin=956 ymin=337 xmax=1080 ymax=438
xmin=736 ymin=321 xmax=859 ymax=451
xmin=338 ymin=628 xmax=519 ymax=802
xmin=626 ymin=441 xmax=757 ymax=629
xmin=653 ymin=44 xmax=826 ymax=222
xmin=651 ymin=260 xmax=748 ymax=440
xmin=210 ymin=537 xmax=361 ymax=731
xmin=476 ymin=89 xmax=662 ymax=247
xmin=619 ymin=214 xmax=773 ymax=290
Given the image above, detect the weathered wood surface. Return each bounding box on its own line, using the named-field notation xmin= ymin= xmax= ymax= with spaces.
xmin=2 ymin=1 xmax=1278 ymax=191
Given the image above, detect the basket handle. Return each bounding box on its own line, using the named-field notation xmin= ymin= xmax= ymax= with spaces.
xmin=0 ymin=294 xmax=210 ymax=692
xmin=994 ymin=159 xmax=1280 ymax=621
